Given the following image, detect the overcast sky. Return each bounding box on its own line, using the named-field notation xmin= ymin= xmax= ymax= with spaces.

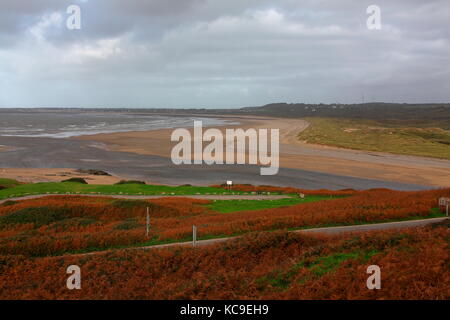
xmin=0 ymin=0 xmax=449 ymax=108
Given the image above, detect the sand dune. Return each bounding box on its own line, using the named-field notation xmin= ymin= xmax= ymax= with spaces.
xmin=0 ymin=168 xmax=122 ymax=184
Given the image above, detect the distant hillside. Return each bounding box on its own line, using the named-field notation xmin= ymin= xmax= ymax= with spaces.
xmin=136 ymin=102 xmax=450 ymax=127
xmin=237 ymin=103 xmax=450 ymax=125
xmin=6 ymin=102 xmax=450 ymax=127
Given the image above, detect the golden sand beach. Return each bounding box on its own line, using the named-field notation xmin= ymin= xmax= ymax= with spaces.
xmin=72 ymin=115 xmax=450 ymax=188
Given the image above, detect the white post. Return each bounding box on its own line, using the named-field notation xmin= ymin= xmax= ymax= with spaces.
xmin=193 ymin=225 xmax=197 ymax=247
xmin=146 ymin=207 xmax=150 ymax=238
xmin=446 ymin=204 xmax=448 ymax=217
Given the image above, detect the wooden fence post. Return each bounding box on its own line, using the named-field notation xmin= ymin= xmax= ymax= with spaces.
xmin=193 ymin=225 xmax=197 ymax=247
xmin=146 ymin=207 xmax=150 ymax=238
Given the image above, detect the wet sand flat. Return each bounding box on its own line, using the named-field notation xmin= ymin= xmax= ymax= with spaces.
xmin=0 ymin=134 xmax=427 ymax=190
xmin=0 ymin=145 xmax=14 ymax=152
xmin=74 ymin=114 xmax=450 ymax=188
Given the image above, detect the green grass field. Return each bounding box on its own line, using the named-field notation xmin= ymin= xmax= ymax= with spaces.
xmin=0 ymin=178 xmax=22 ymax=189
xmin=0 ymin=181 xmax=262 ymax=200
xmin=298 ymin=118 xmax=450 ymax=159
xmin=208 ymin=195 xmax=331 ymax=213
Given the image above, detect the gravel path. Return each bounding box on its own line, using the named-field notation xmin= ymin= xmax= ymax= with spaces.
xmin=0 ymin=193 xmax=290 ymax=204
xmin=70 ymin=217 xmax=448 ymax=257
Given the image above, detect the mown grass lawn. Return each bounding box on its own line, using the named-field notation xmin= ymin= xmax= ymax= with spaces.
xmin=208 ymin=195 xmax=332 ymax=213
xmin=0 ymin=182 xmax=250 ymax=200
xmin=0 ymin=178 xmax=22 ymax=188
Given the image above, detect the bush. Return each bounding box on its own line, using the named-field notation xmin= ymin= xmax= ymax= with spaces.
xmin=114 ymin=218 xmax=141 ymax=230
xmin=1 ymin=227 xmax=448 ymax=299
xmin=49 ymin=218 xmax=97 ymax=231
xmin=115 ymin=180 xmax=146 ymax=185
xmin=110 ymin=200 xmax=181 ymax=218
xmin=111 ymin=200 xmax=150 ymax=209
xmin=1 ymin=200 xmax=18 ymax=207
xmin=0 ymin=207 xmax=68 ymax=228
xmin=75 ymin=169 xmax=110 ymax=176
xmin=62 ymin=178 xmax=88 ymax=184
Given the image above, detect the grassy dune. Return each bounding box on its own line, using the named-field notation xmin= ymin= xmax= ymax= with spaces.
xmin=298 ymin=117 xmax=450 ymax=159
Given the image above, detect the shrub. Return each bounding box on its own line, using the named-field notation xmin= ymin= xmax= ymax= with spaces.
xmin=49 ymin=218 xmax=97 ymax=231
xmin=75 ymin=169 xmax=110 ymax=176
xmin=0 ymin=227 xmax=448 ymax=299
xmin=115 ymin=180 xmax=146 ymax=185
xmin=61 ymin=178 xmax=88 ymax=184
xmin=111 ymin=200 xmax=150 ymax=209
xmin=114 ymin=218 xmax=141 ymax=230
xmin=0 ymin=189 xmax=447 ymax=260
xmin=0 ymin=201 xmax=18 ymax=207
xmin=0 ymin=207 xmax=68 ymax=228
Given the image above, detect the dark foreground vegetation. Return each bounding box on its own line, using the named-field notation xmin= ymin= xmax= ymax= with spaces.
xmin=0 ymin=225 xmax=448 ymax=299
xmin=0 ymin=182 xmax=448 ymax=299
xmin=0 ymin=187 xmax=447 ymax=257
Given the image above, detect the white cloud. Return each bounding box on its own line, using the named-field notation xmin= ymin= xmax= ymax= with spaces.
xmin=189 ymin=8 xmax=348 ymax=37
xmin=63 ymin=38 xmax=123 ymax=64
xmin=29 ymin=12 xmax=63 ymax=42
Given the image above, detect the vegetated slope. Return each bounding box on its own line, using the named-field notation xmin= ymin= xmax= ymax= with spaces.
xmin=153 ymin=188 xmax=448 ymax=242
xmin=298 ymin=117 xmax=450 ymax=159
xmin=0 ymin=224 xmax=448 ymax=299
xmin=0 ymin=197 xmax=209 ymax=257
xmin=0 ymin=178 xmax=22 ymax=190
xmin=0 ymin=188 xmax=448 ymax=257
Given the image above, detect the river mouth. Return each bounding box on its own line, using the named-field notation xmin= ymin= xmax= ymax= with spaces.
xmin=0 ymin=134 xmax=428 ymax=191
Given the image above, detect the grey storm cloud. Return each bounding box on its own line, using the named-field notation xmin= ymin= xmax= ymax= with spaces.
xmin=0 ymin=0 xmax=449 ymax=108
